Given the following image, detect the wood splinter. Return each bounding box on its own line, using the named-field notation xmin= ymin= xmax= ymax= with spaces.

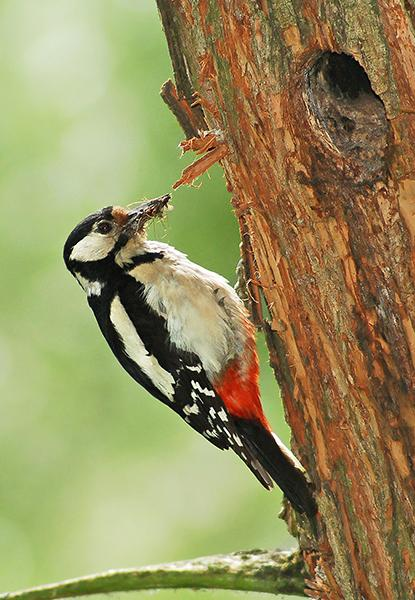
xmin=160 ymin=80 xmax=228 ymax=189
xmin=173 ymin=131 xmax=229 ymax=189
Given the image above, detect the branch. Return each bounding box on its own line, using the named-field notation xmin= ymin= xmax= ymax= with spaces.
xmin=0 ymin=550 xmax=307 ymax=599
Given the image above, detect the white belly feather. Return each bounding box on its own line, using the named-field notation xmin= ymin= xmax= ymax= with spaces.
xmin=125 ymin=242 xmax=248 ymax=379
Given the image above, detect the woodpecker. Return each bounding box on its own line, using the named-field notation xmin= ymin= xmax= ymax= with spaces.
xmin=63 ymin=194 xmax=316 ymax=516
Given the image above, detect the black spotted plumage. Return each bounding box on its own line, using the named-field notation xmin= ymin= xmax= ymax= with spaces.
xmin=64 ymin=203 xmax=317 ymax=516
xmin=89 ymin=270 xmax=275 ymax=489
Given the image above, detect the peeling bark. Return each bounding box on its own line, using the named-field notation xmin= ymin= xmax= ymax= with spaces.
xmin=173 ymin=129 xmax=229 ymax=188
xmin=156 ymin=2 xmax=415 ymax=599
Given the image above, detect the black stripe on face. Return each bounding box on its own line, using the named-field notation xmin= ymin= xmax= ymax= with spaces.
xmin=72 ymin=255 xmax=121 ymax=286
xmin=126 ymin=252 xmax=164 ymax=269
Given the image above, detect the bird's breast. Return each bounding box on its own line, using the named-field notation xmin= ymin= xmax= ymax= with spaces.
xmin=127 ymin=258 xmax=249 ymax=380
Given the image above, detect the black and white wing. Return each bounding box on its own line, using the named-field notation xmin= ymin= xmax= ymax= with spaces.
xmin=95 ymin=276 xmax=273 ymax=488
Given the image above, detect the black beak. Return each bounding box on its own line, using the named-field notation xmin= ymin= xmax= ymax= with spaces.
xmin=126 ymin=194 xmax=171 ymax=227
xmin=113 ymin=194 xmax=171 ymax=252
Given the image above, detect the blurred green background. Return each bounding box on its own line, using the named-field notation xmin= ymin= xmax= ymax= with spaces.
xmin=0 ymin=1 xmax=300 ymax=599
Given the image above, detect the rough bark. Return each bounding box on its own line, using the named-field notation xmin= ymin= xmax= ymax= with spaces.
xmin=156 ymin=2 xmax=415 ymax=599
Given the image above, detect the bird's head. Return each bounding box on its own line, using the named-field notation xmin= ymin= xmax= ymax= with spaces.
xmin=63 ymin=194 xmax=170 ymax=291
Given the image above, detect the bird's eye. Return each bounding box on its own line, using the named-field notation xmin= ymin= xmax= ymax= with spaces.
xmin=96 ymin=221 xmax=113 ymax=234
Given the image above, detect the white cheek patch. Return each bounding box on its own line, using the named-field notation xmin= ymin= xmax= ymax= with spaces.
xmin=110 ymin=295 xmax=175 ymax=400
xmin=70 ymin=232 xmax=116 ymax=263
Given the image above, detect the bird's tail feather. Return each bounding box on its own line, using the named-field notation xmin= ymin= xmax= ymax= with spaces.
xmin=234 ymin=417 xmax=317 ymax=516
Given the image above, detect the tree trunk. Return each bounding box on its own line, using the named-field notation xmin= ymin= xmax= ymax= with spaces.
xmin=156 ymin=2 xmax=415 ymax=599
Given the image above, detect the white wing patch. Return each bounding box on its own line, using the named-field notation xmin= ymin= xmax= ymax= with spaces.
xmin=110 ymin=295 xmax=175 ymax=400
xmin=183 ymin=403 xmax=200 ymax=416
xmin=186 ymin=364 xmax=202 ymax=373
xmin=75 ymin=273 xmax=104 ymax=297
xmin=190 ymin=379 xmax=216 ymax=397
xmin=70 ymin=231 xmax=116 ymax=262
xmin=203 ymin=430 xmax=219 ymax=439
xmin=217 ymin=408 xmax=228 ymax=422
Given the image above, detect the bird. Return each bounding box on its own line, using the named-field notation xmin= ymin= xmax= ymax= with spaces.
xmin=63 ymin=194 xmax=316 ymax=516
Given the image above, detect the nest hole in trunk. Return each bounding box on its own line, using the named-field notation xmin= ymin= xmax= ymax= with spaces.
xmin=306 ymin=52 xmax=388 ymax=184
